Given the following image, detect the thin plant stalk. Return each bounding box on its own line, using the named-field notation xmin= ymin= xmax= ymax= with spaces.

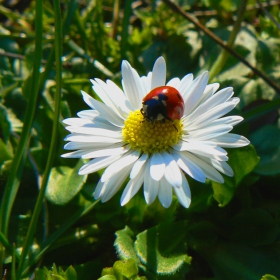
xmin=209 ymin=0 xmax=248 ymax=80
xmin=16 ymin=0 xmax=62 ymax=277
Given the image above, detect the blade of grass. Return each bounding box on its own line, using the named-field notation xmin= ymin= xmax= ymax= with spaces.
xmin=0 ymin=232 xmax=20 ymax=260
xmin=16 ymin=0 xmax=62 ymax=277
xmin=66 ymin=39 xmax=114 ymax=77
xmin=120 ymin=0 xmax=132 ymax=59
xmin=11 ymin=244 xmax=16 ymax=280
xmin=22 ymin=199 xmax=100 ymax=277
xmin=0 ymin=0 xmax=43 ymax=273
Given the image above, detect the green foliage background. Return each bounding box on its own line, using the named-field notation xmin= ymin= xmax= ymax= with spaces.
xmin=0 ymin=0 xmax=280 ymax=279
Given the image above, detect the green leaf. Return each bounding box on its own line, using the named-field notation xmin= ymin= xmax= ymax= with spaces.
xmin=212 ymin=145 xmax=259 ymax=206
xmin=226 ymin=209 xmax=278 ymax=246
xmin=114 ymin=226 xmax=139 ymax=262
xmin=188 ymin=221 xmax=217 ymax=249
xmin=98 ymin=276 xmax=116 ymax=280
xmin=0 ymin=103 xmax=11 ymax=143
xmin=135 ymin=221 xmax=191 ymax=276
xmin=261 ymin=275 xmax=279 ymax=280
xmin=197 ymin=242 xmax=280 ymax=280
xmin=0 ymin=139 xmax=12 ymax=165
xmin=45 ymin=160 xmax=87 ymax=205
xmin=34 ymin=267 xmax=52 ymax=280
xmin=251 ymin=125 xmax=280 ymax=175
xmin=64 ymin=266 xmax=77 ymax=280
xmin=113 ymin=259 xmax=138 ymax=279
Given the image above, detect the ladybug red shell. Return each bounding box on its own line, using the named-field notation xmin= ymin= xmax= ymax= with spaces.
xmin=140 ymin=86 xmax=184 ymax=124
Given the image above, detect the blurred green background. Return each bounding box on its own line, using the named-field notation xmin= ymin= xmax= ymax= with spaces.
xmin=0 ymin=0 xmax=280 ymax=279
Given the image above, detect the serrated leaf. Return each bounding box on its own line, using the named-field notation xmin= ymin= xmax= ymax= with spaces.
xmin=45 ymin=160 xmax=87 ymax=205
xmin=135 ymin=221 xmax=191 ymax=275
xmin=114 ymin=226 xmax=139 ymax=262
xmin=212 ymin=145 xmax=259 ymax=206
xmin=251 ymin=125 xmax=280 ymax=175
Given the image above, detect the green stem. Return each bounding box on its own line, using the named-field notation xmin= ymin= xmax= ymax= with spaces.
xmin=120 ymin=0 xmax=132 ymax=59
xmin=16 ymin=0 xmax=62 ymax=277
xmin=242 ymin=98 xmax=280 ymax=122
xmin=209 ymin=0 xmax=248 ymax=80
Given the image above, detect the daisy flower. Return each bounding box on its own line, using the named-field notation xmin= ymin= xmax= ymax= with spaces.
xmin=62 ymin=57 xmax=250 ymax=208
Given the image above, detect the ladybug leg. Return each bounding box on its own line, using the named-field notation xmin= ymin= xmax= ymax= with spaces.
xmin=172 ymin=122 xmax=178 ymax=132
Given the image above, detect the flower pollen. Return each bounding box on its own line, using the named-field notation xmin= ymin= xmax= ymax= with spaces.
xmin=122 ymin=110 xmax=183 ymax=155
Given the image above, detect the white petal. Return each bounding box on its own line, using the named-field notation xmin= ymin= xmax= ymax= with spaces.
xmin=64 ymin=141 xmax=118 ymax=150
xmin=122 ymin=61 xmax=145 ymax=109
xmin=81 ymin=91 xmax=124 ymax=127
xmin=77 ymin=109 xmax=100 ymax=119
xmin=210 ymin=116 xmax=244 ymax=127
xmin=79 ymin=145 xmax=128 ymax=159
xmin=184 ymin=71 xmax=209 ymax=115
xmin=211 ymin=159 xmax=234 ymax=176
xmin=121 ymin=170 xmax=144 ymax=206
xmin=213 ymin=133 xmax=250 ymax=147
xmin=79 ymin=154 xmax=121 ymax=175
xmin=101 ymin=150 xmax=140 ymax=182
xmin=173 ymin=171 xmax=191 ymax=208
xmin=187 ymin=145 xmax=228 ymax=161
xmin=68 ymin=120 xmax=120 ymax=132
xmin=63 ymin=144 xmax=127 ymax=159
xmin=150 ymin=153 xmax=165 ymax=181
xmin=162 ymin=152 xmax=182 ymax=188
xmin=65 ymin=126 xmax=123 ymax=138
xmin=171 ymin=150 xmax=206 ymax=183
xmin=91 ymin=79 xmax=123 ymax=117
xmin=177 ymin=73 xmax=193 ymax=98
xmin=96 ymin=165 xmax=131 ymax=202
xmin=62 ymin=149 xmax=93 ymax=158
xmin=80 ymin=90 xmax=96 ymax=109
xmin=92 ymin=78 xmax=133 ymax=118
xmin=158 ymin=176 xmax=173 ymax=208
xmin=64 ymin=134 xmax=122 ymax=143
xmin=186 ymin=87 xmax=233 ymax=126
xmin=151 ymin=56 xmax=166 ymax=89
xmin=174 ymin=141 xmax=228 ymax=160
xmin=196 ymin=83 xmax=220 ymax=107
xmin=185 ymin=98 xmax=239 ymax=129
xmin=62 ymin=118 xmax=93 ymax=126
xmin=144 ymin=161 xmax=159 ymax=204
xmin=182 ymin=151 xmax=224 ymax=183
xmin=130 ymin=153 xmax=148 ymax=179
xmin=141 ymin=72 xmax=152 ymax=93
xmin=166 ymin=77 xmax=180 ymax=87
xmin=187 ymin=124 xmax=233 ymax=140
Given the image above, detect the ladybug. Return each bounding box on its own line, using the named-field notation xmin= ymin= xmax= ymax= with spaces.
xmin=140 ymin=86 xmax=184 ymax=129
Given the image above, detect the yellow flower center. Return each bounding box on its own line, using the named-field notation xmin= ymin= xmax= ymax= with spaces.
xmin=122 ymin=110 xmax=183 ymax=155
